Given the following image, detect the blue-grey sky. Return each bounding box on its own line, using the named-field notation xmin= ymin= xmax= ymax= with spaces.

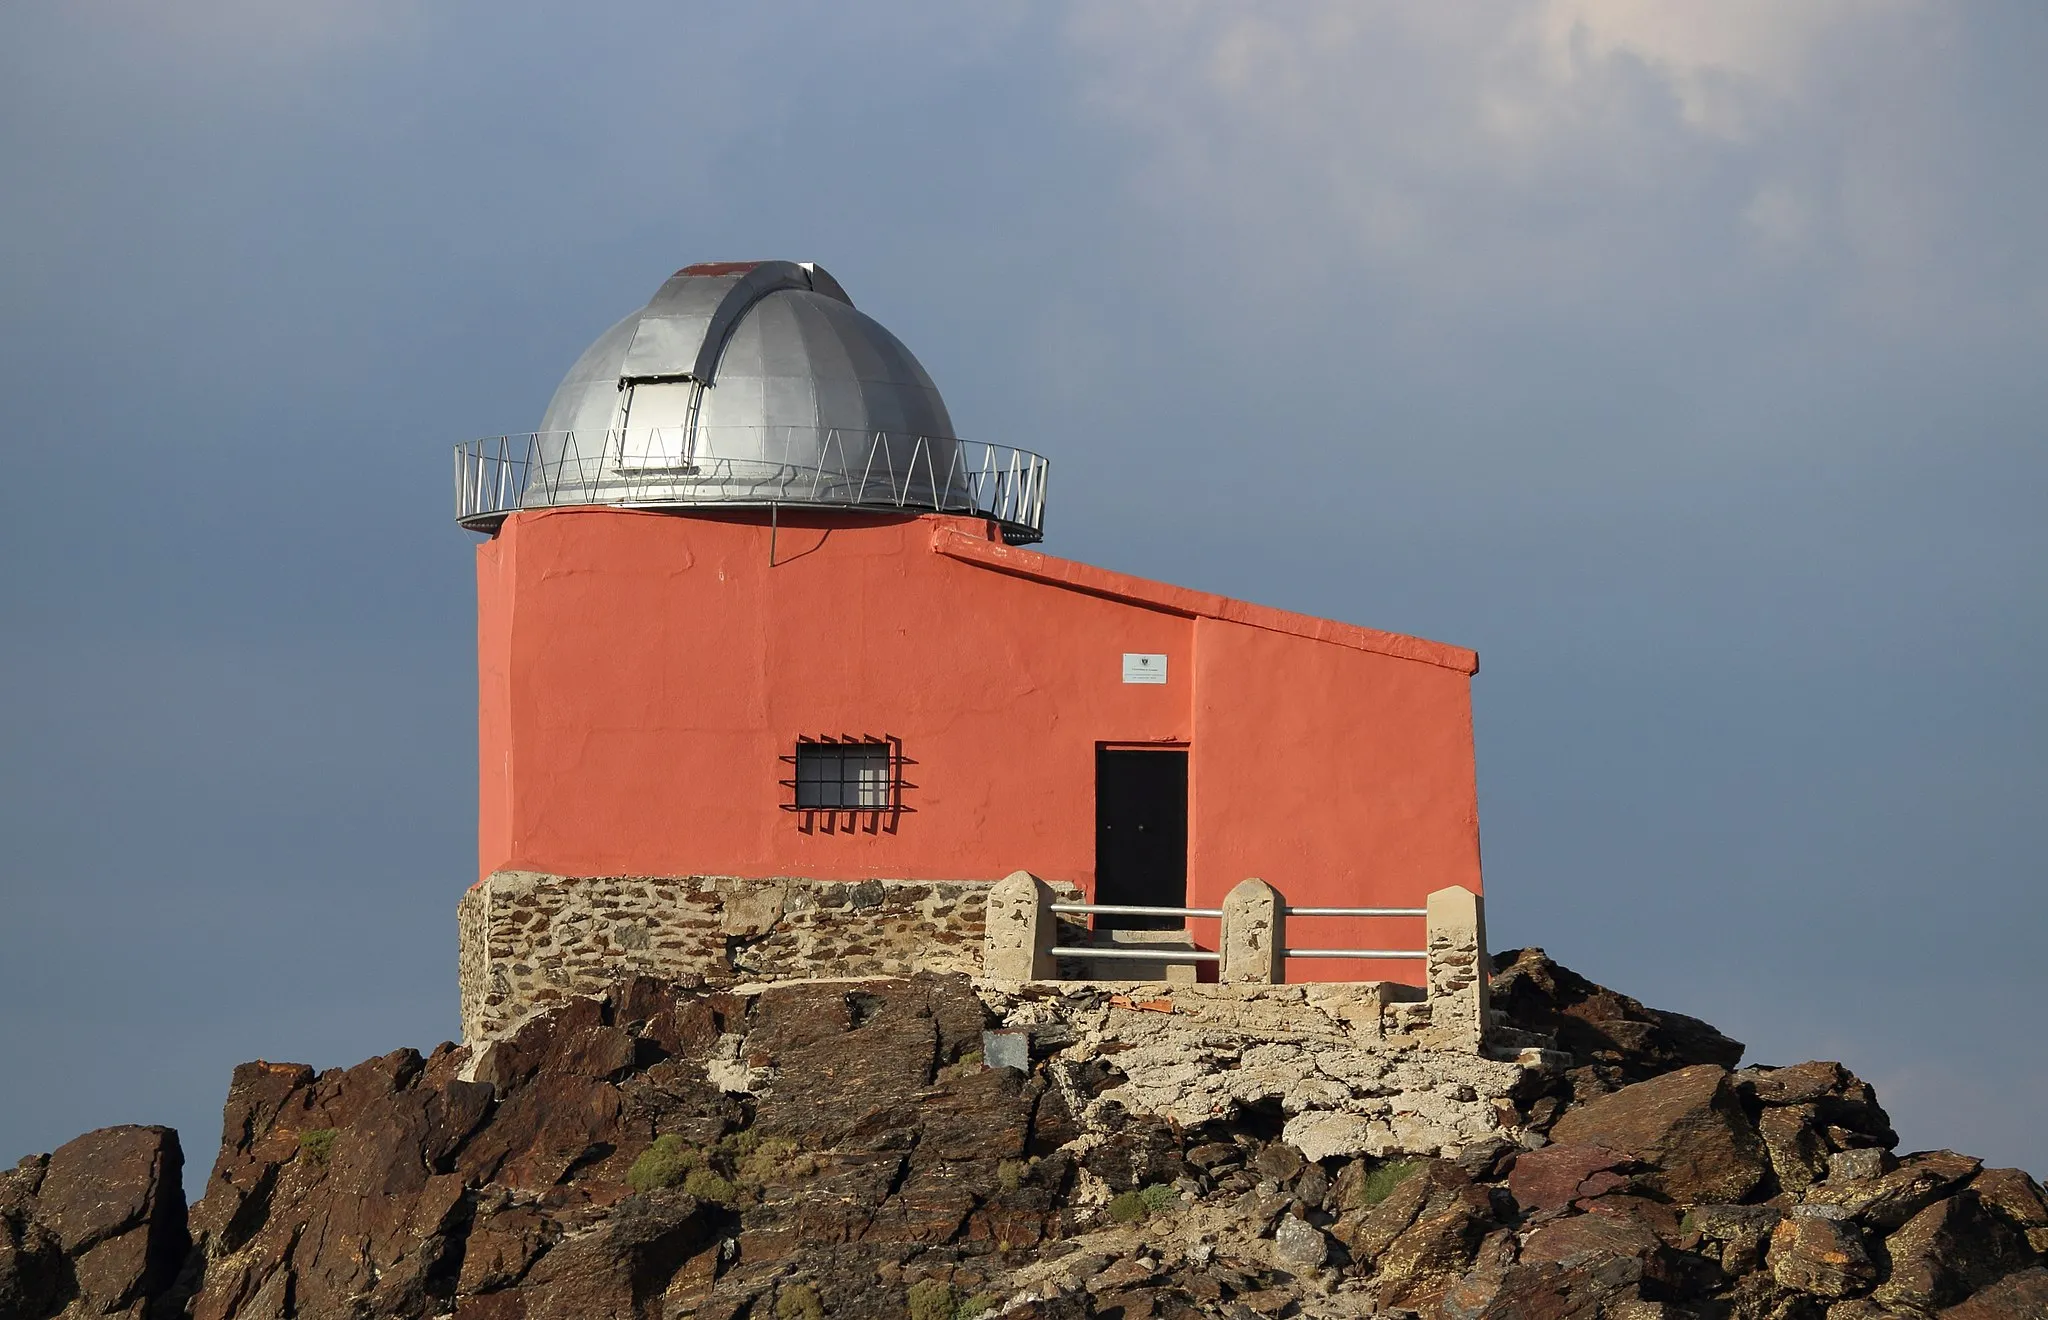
xmin=3 ymin=3 xmax=2043 ymax=1185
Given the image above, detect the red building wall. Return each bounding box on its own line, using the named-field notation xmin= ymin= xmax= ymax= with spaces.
xmin=476 ymin=507 xmax=1482 ymax=982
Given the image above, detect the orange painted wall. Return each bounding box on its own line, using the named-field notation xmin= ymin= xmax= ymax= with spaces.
xmin=475 ymin=508 xmax=1482 ymax=983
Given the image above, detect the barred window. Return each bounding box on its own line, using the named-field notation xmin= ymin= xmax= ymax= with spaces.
xmin=792 ymin=739 xmax=896 ymax=810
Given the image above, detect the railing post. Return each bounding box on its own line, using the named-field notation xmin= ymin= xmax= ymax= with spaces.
xmin=1220 ymin=877 xmax=1286 ymax=984
xmin=1424 ymin=886 xmax=1489 ymax=1051
xmin=983 ymin=870 xmax=1053 ymax=981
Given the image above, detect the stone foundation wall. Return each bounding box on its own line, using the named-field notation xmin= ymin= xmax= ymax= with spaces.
xmin=984 ymin=979 xmax=1534 ymax=1161
xmin=458 ymin=870 xmax=1010 ymax=1045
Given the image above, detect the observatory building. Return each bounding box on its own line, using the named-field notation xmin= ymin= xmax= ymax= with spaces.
xmin=455 ymin=261 xmax=1482 ymax=1000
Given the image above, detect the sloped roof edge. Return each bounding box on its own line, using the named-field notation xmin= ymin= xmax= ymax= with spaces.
xmin=932 ymin=527 xmax=1479 ymax=676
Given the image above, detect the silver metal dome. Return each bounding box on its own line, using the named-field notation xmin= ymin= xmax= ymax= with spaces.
xmin=455 ymin=261 xmax=1048 ymax=543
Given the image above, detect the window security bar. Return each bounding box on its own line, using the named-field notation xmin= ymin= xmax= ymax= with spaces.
xmin=1049 ymin=946 xmax=1222 ymax=962
xmin=780 ymin=735 xmax=907 ymax=814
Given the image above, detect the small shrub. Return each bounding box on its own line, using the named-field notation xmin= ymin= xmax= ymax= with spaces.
xmin=906 ymin=1278 xmax=956 ymax=1320
xmin=996 ymin=1159 xmax=1029 ymax=1194
xmin=716 ymin=1128 xmax=764 ymax=1160
xmin=1106 ymin=1190 xmax=1150 ymax=1225
xmin=1358 ymin=1158 xmax=1422 ymax=1206
xmin=936 ymin=1051 xmax=984 ymax=1084
xmin=1138 ymin=1182 xmax=1178 ymax=1213
xmin=298 ymin=1128 xmax=338 ymax=1170
xmin=627 ymin=1134 xmax=700 ymax=1193
xmin=682 ymin=1166 xmax=739 ymax=1205
xmin=774 ymin=1282 xmax=824 ymax=1320
xmin=955 ymin=1294 xmax=998 ymax=1320
xmin=738 ymin=1136 xmax=816 ymax=1188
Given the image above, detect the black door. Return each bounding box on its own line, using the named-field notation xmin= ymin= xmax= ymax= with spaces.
xmin=1094 ymin=749 xmax=1189 ymax=930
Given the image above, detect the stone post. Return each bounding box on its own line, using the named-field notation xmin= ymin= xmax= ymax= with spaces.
xmin=1424 ymin=885 xmax=1489 ymax=1052
xmin=1220 ymin=877 xmax=1286 ymax=984
xmin=983 ymin=870 xmax=1054 ymax=981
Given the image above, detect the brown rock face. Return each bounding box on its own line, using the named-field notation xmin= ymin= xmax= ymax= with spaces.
xmin=5 ymin=953 xmax=2042 ymax=1320
xmin=1490 ymin=947 xmax=1746 ymax=1082
xmin=0 ymin=1126 xmax=188 ymax=1318
xmin=1871 ymin=1192 xmax=2039 ymax=1312
xmin=1769 ymin=1212 xmax=1879 ymax=1298
xmin=1940 ymin=1266 xmax=2048 ymax=1318
xmin=1548 ymin=1064 xmax=1768 ymax=1204
xmin=1504 ymin=1142 xmax=1635 ymax=1212
xmin=1805 ymin=1150 xmax=1984 ymax=1232
xmin=1737 ymin=1060 xmax=1900 ymax=1159
xmin=173 ymin=974 xmax=1103 ymax=1320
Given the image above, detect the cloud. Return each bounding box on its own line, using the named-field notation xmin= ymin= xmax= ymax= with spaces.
xmin=76 ymin=0 xmax=420 ymax=65
xmin=1059 ymin=1 xmax=1987 ymax=326
xmin=1533 ymin=0 xmax=1911 ymax=139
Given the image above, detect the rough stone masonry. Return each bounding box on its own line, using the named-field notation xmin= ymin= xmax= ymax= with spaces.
xmin=459 ymin=871 xmax=1060 ymax=1045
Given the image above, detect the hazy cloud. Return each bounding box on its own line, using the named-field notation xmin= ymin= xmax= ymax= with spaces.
xmin=1061 ymin=1 xmax=2011 ymax=336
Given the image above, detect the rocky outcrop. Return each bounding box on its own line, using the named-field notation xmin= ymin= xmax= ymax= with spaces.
xmin=1 ymin=1125 xmax=186 ymax=1318
xmin=1547 ymin=1064 xmax=1768 ymax=1203
xmin=1488 ymin=947 xmax=1745 ymax=1084
xmin=6 ymin=957 xmax=2044 ymax=1319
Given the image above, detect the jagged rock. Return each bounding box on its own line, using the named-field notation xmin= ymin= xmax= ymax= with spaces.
xmin=1548 ymin=1064 xmax=1768 ymax=1204
xmin=1523 ymin=1210 xmax=1664 ymax=1265
xmin=1272 ymin=1213 xmax=1329 ymax=1269
xmin=1504 ymin=1141 xmax=1635 ymax=1212
xmin=1490 ymin=948 xmax=1745 ymax=1081
xmin=1761 ymin=1106 xmax=1833 ymax=1193
xmin=1829 ymin=1149 xmax=1896 ymax=1183
xmin=506 ymin=1190 xmax=712 ymax=1320
xmin=1457 ymin=1255 xmax=1655 ymax=1320
xmin=1824 ymin=1300 xmax=1923 ymax=1319
xmin=1804 ymin=1151 xmax=1984 ymax=1232
xmin=1869 ymin=1192 xmax=2038 ymax=1312
xmin=1939 ymin=1266 xmax=2048 ymax=1318
xmin=1715 ymin=1270 xmax=1829 ymax=1320
xmin=1352 ymin=1163 xmax=1497 ymax=1308
xmin=33 ymin=1125 xmax=189 ymax=1317
xmin=1330 ymin=1158 xmax=1468 ymax=1262
xmin=1 ymin=1155 xmax=67 ymax=1320
xmin=1770 ymin=1212 xmax=1879 ymax=1298
xmin=1739 ymin=1062 xmax=1899 ymax=1152
xmin=1251 ymin=1143 xmax=1305 ymax=1186
xmin=1685 ymin=1203 xmax=1783 ymax=1276
xmin=1969 ymin=1167 xmax=2048 ymax=1247
xmin=1082 ymin=1117 xmax=1188 ymax=1193
xmin=7 ymin=955 xmax=2042 ymax=1320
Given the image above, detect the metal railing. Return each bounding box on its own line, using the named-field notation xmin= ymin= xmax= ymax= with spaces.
xmin=1048 ymin=947 xmax=1223 ymax=962
xmin=455 ymin=427 xmax=1049 ymax=544
xmin=1047 ymin=900 xmax=1222 ymax=962
xmin=1041 ymin=900 xmax=1427 ymax=964
xmin=1283 ymin=905 xmax=1426 ymax=960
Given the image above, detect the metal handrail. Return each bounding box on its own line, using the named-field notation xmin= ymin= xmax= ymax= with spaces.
xmin=1051 ymin=903 xmax=1223 ymax=918
xmin=455 ymin=428 xmax=1049 ymax=544
xmin=1045 ymin=899 xmax=1428 ymax=961
xmin=1287 ymin=949 xmax=1427 ymax=959
xmin=1049 ymin=946 xmax=1221 ymax=962
xmin=1282 ymin=905 xmax=1425 ymax=960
